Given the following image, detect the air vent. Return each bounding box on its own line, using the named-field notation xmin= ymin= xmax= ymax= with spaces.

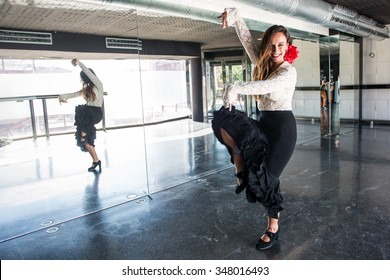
xmin=106 ymin=37 xmax=142 ymax=50
xmin=0 ymin=29 xmax=52 ymax=45
xmin=330 ymin=15 xmax=356 ymax=28
xmin=356 ymin=25 xmax=374 ymax=34
xmin=333 ymin=5 xmax=357 ymax=18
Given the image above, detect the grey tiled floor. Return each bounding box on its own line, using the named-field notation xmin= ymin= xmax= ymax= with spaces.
xmin=0 ymin=119 xmax=389 ymax=259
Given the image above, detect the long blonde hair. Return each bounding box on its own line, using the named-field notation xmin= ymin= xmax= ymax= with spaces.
xmin=82 ymin=84 xmax=96 ymax=102
xmin=253 ymin=25 xmax=292 ymax=101
xmin=80 ymin=69 xmax=97 ymax=102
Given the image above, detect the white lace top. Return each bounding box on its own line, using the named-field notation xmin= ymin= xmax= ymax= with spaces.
xmin=58 ymin=60 xmax=104 ymax=107
xmin=225 ymin=8 xmax=297 ymax=111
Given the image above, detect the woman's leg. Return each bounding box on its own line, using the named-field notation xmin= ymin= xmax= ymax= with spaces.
xmin=220 ymin=128 xmax=245 ymax=185
xmin=261 ymin=215 xmax=279 ymax=243
xmin=255 ymin=112 xmax=296 ymax=249
xmin=84 ymin=143 xmax=99 ymax=162
xmin=81 ymin=131 xmax=99 ymax=162
xmin=321 ymin=91 xmax=327 ymax=107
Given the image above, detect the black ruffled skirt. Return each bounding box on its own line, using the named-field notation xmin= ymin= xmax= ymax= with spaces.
xmin=212 ymin=106 xmax=296 ymax=218
xmin=212 ymin=106 xmax=268 ymax=171
xmin=74 ymin=105 xmax=103 ymax=152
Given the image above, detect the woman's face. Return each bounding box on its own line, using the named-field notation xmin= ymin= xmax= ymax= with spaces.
xmin=269 ymin=32 xmax=289 ymax=64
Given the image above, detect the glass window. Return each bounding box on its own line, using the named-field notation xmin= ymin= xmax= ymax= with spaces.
xmin=0 ymin=58 xmax=190 ymax=138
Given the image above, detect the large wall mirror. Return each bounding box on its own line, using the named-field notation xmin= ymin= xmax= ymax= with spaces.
xmin=320 ymin=34 xmax=340 ymax=137
xmin=0 ymin=5 xmax=218 ymax=243
xmin=0 ymin=3 xmax=362 ymax=244
xmin=319 ymin=33 xmax=361 ymax=138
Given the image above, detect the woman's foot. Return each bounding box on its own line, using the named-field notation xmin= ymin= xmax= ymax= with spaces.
xmin=88 ymin=160 xmax=101 ymax=172
xmin=255 ymin=216 xmax=279 ymax=250
xmin=255 ymin=228 xmax=279 ymax=250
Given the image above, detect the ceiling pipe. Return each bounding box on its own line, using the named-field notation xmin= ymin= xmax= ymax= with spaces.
xmin=76 ymin=0 xmax=327 ymax=40
xmin=79 ymin=0 xmax=223 ymax=24
xmin=80 ymin=0 xmax=389 ymax=40
xmin=234 ymin=0 xmax=389 ymax=40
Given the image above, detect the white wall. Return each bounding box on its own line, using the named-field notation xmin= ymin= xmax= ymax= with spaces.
xmin=293 ymin=30 xmax=390 ymax=122
xmin=362 ymin=33 xmax=390 ymax=121
xmin=339 ymin=40 xmax=360 ymax=120
xmin=292 ymin=39 xmax=321 ymax=118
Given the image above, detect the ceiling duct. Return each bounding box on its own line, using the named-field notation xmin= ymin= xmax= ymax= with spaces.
xmin=80 ymin=0 xmax=222 ymax=23
xmin=79 ymin=0 xmax=389 ymax=40
xmin=234 ymin=0 xmax=389 ymax=40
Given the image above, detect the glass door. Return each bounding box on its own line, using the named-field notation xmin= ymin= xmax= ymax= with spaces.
xmin=206 ymin=59 xmax=248 ymax=118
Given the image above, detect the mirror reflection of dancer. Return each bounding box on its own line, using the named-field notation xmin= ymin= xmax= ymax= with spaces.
xmin=217 ymin=8 xmax=298 ymax=250
xmin=59 ymin=59 xmax=103 ymax=172
xmin=320 ymin=79 xmax=327 ymax=108
xmin=329 ymin=79 xmax=334 ymax=104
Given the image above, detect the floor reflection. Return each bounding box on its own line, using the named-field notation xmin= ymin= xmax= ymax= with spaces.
xmin=83 ymin=172 xmax=101 ymax=212
xmin=320 ymin=103 xmax=340 ymax=136
xmin=1 ymin=120 xmax=390 ymax=259
xmin=82 ymin=172 xmax=111 ymax=259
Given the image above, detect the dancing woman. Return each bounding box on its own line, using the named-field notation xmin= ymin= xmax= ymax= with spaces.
xmin=214 ymin=8 xmax=298 ymax=250
xmin=59 ymin=59 xmax=104 ymax=172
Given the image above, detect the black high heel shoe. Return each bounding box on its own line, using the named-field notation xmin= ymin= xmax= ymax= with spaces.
xmin=255 ymin=228 xmax=279 ymax=250
xmin=235 ymin=167 xmax=249 ymax=194
xmin=88 ymin=160 xmax=101 ymax=172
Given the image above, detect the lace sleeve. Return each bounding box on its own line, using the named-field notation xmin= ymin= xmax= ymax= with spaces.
xmin=230 ymin=64 xmax=297 ymax=99
xmin=58 ymin=89 xmax=82 ymax=101
xmin=225 ymin=8 xmax=259 ymax=64
xmin=77 ymin=60 xmax=103 ymax=91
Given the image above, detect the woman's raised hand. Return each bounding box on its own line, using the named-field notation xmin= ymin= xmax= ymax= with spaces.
xmin=58 ymin=97 xmax=67 ymax=105
xmin=218 ymin=8 xmax=237 ymax=29
xmin=222 ymin=84 xmax=239 ymax=108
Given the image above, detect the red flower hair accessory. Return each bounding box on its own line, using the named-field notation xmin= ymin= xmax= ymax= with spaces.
xmin=284 ymin=44 xmax=299 ymax=64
